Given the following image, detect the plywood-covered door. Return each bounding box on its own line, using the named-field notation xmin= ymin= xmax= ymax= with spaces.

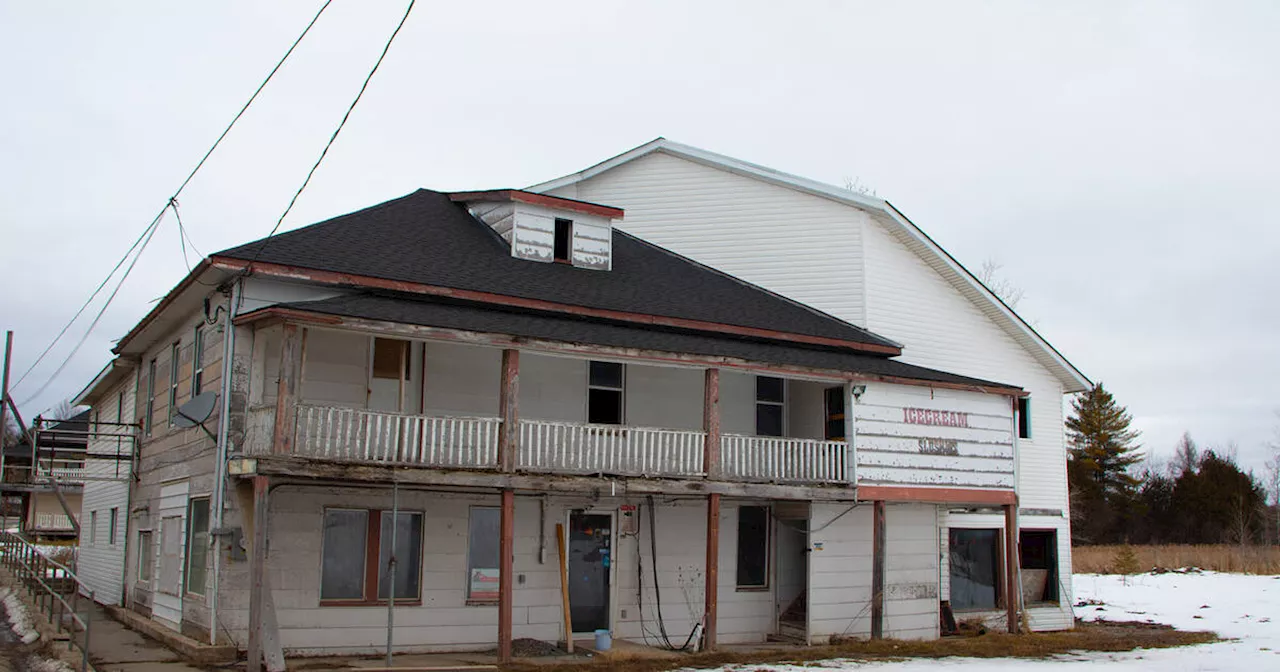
xmin=152 ymin=481 xmax=188 ymax=629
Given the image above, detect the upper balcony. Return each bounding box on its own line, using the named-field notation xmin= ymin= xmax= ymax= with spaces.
xmin=240 ymin=326 xmax=855 ymax=490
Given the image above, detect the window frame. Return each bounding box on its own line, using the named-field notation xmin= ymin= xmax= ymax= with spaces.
xmin=466 ymin=506 xmax=501 ymax=604
xmin=319 ymin=507 xmax=424 ymax=606
xmin=144 ymin=358 xmax=157 ymax=436
xmin=191 ymin=325 xmax=205 ymax=397
xmin=167 ymin=342 xmax=181 ymax=426
xmin=89 ymin=510 xmax=98 ymax=544
xmin=184 ymin=497 xmax=211 ymax=597
xmin=137 ymin=529 xmax=154 ymax=583
xmin=755 ymin=376 xmax=786 ymax=437
xmin=735 ymin=505 xmax=771 ymax=590
xmin=1017 ymin=397 xmax=1031 ymax=440
xmin=587 ymin=361 xmax=625 ymax=425
xmin=553 ymin=218 xmax=573 ymax=263
xmin=1019 ymin=529 xmax=1059 ymax=604
xmin=109 ymin=507 xmax=118 ymax=546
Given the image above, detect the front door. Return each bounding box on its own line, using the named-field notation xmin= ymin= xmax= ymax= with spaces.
xmin=567 ymin=512 xmax=612 ymax=634
xmin=152 ymin=481 xmax=188 ymax=628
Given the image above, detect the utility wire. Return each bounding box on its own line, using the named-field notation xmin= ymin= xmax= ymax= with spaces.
xmin=246 ymin=0 xmax=416 ymax=266
xmin=8 ymin=0 xmax=335 ymax=400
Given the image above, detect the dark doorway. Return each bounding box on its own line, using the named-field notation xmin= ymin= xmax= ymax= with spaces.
xmin=824 ymin=386 xmax=846 ymax=440
xmin=568 ymin=512 xmax=612 ymax=633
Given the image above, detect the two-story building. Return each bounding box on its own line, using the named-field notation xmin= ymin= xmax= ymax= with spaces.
xmin=76 ymin=185 xmax=1038 ymax=669
xmin=531 ymin=139 xmax=1092 ymax=635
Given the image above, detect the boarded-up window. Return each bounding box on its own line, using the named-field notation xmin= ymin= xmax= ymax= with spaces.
xmin=369 ymin=338 xmax=409 ymax=413
xmin=467 ymin=507 xmax=500 ymax=601
xmin=321 ymin=509 xmax=369 ymax=600
xmin=159 ymin=516 xmax=183 ymax=596
xmin=949 ymin=528 xmax=1000 ymax=611
xmin=588 ymin=362 xmax=624 ymax=424
xmin=756 ymin=377 xmax=785 ymax=437
xmin=736 ymin=506 xmax=770 ymax=588
xmin=137 ymin=530 xmax=153 ymax=582
xmin=185 ymin=498 xmax=210 ymax=596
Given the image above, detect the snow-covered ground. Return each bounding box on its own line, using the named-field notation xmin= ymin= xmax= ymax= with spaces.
xmin=701 ymin=571 xmax=1280 ymax=671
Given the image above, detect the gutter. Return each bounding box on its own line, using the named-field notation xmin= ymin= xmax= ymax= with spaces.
xmin=209 ymin=279 xmax=241 ymax=645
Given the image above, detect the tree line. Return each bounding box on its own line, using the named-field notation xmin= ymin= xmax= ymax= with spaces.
xmin=1066 ymin=384 xmax=1278 ymax=546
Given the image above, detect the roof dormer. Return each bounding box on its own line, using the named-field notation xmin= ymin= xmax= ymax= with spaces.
xmin=451 ymin=190 xmax=622 ymax=270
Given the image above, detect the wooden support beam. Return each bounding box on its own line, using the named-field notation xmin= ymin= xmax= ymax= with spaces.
xmin=497 ymin=349 xmax=519 ymax=472
xmin=703 ymin=492 xmax=720 ymax=651
xmin=497 ymin=489 xmax=515 ymax=663
xmin=272 ymin=324 xmax=303 ymax=455
xmin=239 ymin=477 xmax=285 ymax=672
xmin=871 ymin=500 xmax=885 ymax=639
xmin=702 ymin=368 xmax=720 ymax=478
xmin=1004 ymin=503 xmax=1019 ymax=634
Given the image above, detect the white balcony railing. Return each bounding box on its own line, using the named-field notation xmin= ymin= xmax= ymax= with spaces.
xmin=292 ymin=404 xmax=501 ymax=469
xmin=721 ymin=434 xmax=851 ymax=484
xmin=34 ymin=513 xmax=76 ymax=531
xmin=518 ymin=420 xmax=705 ymax=478
xmin=35 ymin=462 xmax=87 ymax=484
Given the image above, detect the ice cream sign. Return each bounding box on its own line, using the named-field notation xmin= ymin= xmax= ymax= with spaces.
xmin=903 ymin=407 xmax=969 ymax=428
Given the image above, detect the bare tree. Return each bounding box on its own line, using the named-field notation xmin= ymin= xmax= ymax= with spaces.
xmin=1265 ymin=411 xmax=1280 ymax=545
xmin=49 ymin=400 xmax=77 ymax=421
xmin=975 ymin=259 xmax=1026 ymax=311
xmin=1172 ymin=431 xmax=1199 ymax=477
xmin=842 ymin=176 xmax=878 ymax=198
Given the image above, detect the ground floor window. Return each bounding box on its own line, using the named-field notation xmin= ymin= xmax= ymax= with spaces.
xmin=949 ymin=528 xmax=1001 ymax=611
xmin=736 ymin=505 xmax=770 ymax=589
xmin=137 ymin=530 xmax=153 ymax=582
xmin=320 ymin=508 xmax=423 ymax=604
xmin=90 ymin=511 xmax=98 ymax=543
xmin=467 ymin=507 xmax=500 ymax=601
xmin=1020 ymin=529 xmax=1059 ymax=603
xmin=185 ymin=498 xmax=210 ymax=596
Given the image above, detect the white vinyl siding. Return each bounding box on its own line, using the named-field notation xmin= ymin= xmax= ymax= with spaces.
xmin=77 ymin=376 xmax=135 ymax=605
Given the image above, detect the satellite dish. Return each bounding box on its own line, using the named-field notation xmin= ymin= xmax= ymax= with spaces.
xmin=175 ymin=392 xmax=218 ymax=428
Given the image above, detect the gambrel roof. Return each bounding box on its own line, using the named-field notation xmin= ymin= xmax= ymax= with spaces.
xmin=530 ymin=138 xmax=1091 ymax=392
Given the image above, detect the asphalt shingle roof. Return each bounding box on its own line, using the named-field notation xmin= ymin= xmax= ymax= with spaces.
xmin=215 ymin=190 xmax=899 ymax=350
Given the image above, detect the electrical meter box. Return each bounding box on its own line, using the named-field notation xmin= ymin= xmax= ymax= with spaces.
xmin=619 ymin=504 xmax=639 ymax=535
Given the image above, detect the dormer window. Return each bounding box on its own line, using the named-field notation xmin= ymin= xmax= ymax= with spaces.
xmin=553 ymin=218 xmax=572 ymax=263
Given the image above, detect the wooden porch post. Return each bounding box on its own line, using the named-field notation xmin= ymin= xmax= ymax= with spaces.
xmin=1004 ymin=502 xmax=1019 ymax=633
xmin=247 ymin=475 xmax=270 ymax=672
xmin=272 ymin=324 xmax=303 ymax=455
xmin=498 ymin=488 xmax=515 ymax=663
xmin=704 ymin=492 xmax=720 ymax=651
xmin=498 ymin=349 xmax=520 ymax=472
xmin=702 ymin=368 xmax=720 ymax=478
xmin=871 ymin=500 xmax=886 ymax=639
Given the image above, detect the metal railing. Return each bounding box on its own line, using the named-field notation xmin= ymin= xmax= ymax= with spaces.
xmin=720 ymin=434 xmax=851 ymax=484
xmin=518 ymin=420 xmax=706 ymax=477
xmin=290 ymin=405 xmax=501 ymax=469
xmin=0 ymin=531 xmax=92 ymax=672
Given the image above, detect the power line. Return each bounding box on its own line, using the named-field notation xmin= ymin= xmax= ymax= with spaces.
xmin=9 ymin=0 xmax=335 ymax=402
xmin=247 ymin=0 xmax=416 ymax=266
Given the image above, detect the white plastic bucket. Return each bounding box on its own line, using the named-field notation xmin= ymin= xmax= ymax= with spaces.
xmin=594 ymin=629 xmax=612 ymax=651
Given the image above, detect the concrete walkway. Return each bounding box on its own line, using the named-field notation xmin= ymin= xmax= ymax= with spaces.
xmin=83 ymin=602 xmax=206 ymax=672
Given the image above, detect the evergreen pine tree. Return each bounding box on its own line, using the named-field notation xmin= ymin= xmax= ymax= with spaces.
xmin=1066 ymin=383 xmax=1143 ymax=542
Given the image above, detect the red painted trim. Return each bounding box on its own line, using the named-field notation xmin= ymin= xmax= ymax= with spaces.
xmin=209 ymin=257 xmax=903 ymax=356
xmin=857 ymin=485 xmax=1016 ymax=505
xmin=232 ymin=307 xmax=343 ymax=327
xmin=448 ymin=190 xmax=625 ymax=219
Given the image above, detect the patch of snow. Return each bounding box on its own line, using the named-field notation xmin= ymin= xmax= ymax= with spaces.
xmin=692 ymin=571 xmax=1280 ymax=671
xmin=26 ymin=655 xmax=73 ymax=672
xmin=0 ymin=585 xmax=41 ymax=644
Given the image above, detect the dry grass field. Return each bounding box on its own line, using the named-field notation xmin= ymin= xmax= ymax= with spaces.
xmin=1074 ymin=544 xmax=1280 ymax=574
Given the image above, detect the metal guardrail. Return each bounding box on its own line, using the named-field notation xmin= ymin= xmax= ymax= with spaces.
xmin=0 ymin=531 xmax=92 ymax=672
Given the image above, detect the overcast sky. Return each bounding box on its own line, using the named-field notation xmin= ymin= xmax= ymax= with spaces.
xmin=2 ymin=1 xmax=1276 ymax=473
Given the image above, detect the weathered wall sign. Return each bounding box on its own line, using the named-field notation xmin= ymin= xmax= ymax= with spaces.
xmin=918 ymin=438 xmax=959 ymax=455
xmin=903 ymin=407 xmax=970 ymax=428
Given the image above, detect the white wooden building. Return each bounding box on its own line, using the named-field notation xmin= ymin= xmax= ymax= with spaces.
xmin=71 ymin=177 xmax=1070 ymax=669
xmin=532 ymin=139 xmax=1091 ymax=632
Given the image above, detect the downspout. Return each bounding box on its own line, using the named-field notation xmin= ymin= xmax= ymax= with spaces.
xmin=209 ymin=280 xmax=241 ymax=645
xmin=1011 ymin=395 xmax=1023 ymax=630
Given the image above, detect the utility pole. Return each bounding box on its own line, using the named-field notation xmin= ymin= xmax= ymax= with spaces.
xmin=1 ymin=331 xmax=13 ymax=529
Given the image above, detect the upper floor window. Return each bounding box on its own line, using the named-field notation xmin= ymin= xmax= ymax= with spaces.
xmin=191 ymin=325 xmax=205 ymax=396
xmin=588 ymin=361 xmax=624 ymax=425
xmin=144 ymin=358 xmax=157 ymax=435
xmin=553 ymin=218 xmax=572 ymax=262
xmin=167 ymin=342 xmax=180 ymax=426
xmin=1017 ymin=397 xmax=1031 ymax=439
xmin=756 ymin=377 xmax=785 ymax=437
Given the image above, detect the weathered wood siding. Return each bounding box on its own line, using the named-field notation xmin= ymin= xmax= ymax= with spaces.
xmin=507 ymin=204 xmax=613 ymax=270
xmin=808 ymin=502 xmax=939 ymax=641
xmin=214 ymin=490 xmax=780 ymax=653
xmin=78 ymin=373 xmax=136 ymax=605
xmin=853 ymin=383 xmax=1015 ymax=490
